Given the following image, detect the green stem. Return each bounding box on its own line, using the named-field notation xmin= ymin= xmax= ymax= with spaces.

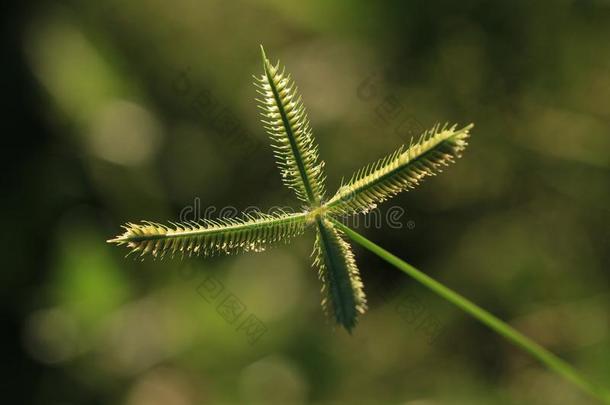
xmin=332 ymin=220 xmax=610 ymax=404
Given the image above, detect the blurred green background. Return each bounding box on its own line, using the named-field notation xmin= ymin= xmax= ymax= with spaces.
xmin=3 ymin=0 xmax=609 ymax=404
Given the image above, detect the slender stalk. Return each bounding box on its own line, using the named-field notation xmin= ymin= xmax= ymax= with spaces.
xmin=332 ymin=220 xmax=610 ymax=404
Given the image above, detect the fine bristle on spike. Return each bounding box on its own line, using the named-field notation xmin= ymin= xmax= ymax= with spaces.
xmin=325 ymin=123 xmax=473 ymax=216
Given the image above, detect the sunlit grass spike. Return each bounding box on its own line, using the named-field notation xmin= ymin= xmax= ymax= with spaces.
xmin=254 ymin=45 xmax=326 ymax=205
xmin=326 ymin=123 xmax=472 ymax=216
xmin=108 ymin=211 xmax=310 ymax=259
xmin=313 ymin=217 xmax=367 ymax=332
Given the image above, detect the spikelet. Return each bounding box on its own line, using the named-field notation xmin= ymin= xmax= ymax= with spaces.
xmin=254 ymin=46 xmax=326 ymax=205
xmin=312 ymin=217 xmax=367 ymax=332
xmin=326 ymin=123 xmax=473 ymax=215
xmin=107 ymin=211 xmax=310 ymax=259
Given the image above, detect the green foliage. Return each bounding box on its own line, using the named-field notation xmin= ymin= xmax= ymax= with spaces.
xmin=108 ymin=46 xmax=471 ymax=331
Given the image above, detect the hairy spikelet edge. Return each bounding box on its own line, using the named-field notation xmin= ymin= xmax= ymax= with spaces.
xmin=107 ymin=211 xmax=310 ymax=259
xmin=325 ymin=123 xmax=472 ymax=215
xmin=254 ymin=46 xmax=326 ymax=204
xmin=312 ymin=218 xmax=367 ymax=332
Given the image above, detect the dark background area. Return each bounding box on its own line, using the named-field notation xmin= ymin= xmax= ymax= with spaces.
xmin=2 ymin=0 xmax=609 ymax=404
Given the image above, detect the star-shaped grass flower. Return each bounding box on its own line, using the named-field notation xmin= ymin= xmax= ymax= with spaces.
xmin=108 ymin=46 xmax=472 ymax=332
